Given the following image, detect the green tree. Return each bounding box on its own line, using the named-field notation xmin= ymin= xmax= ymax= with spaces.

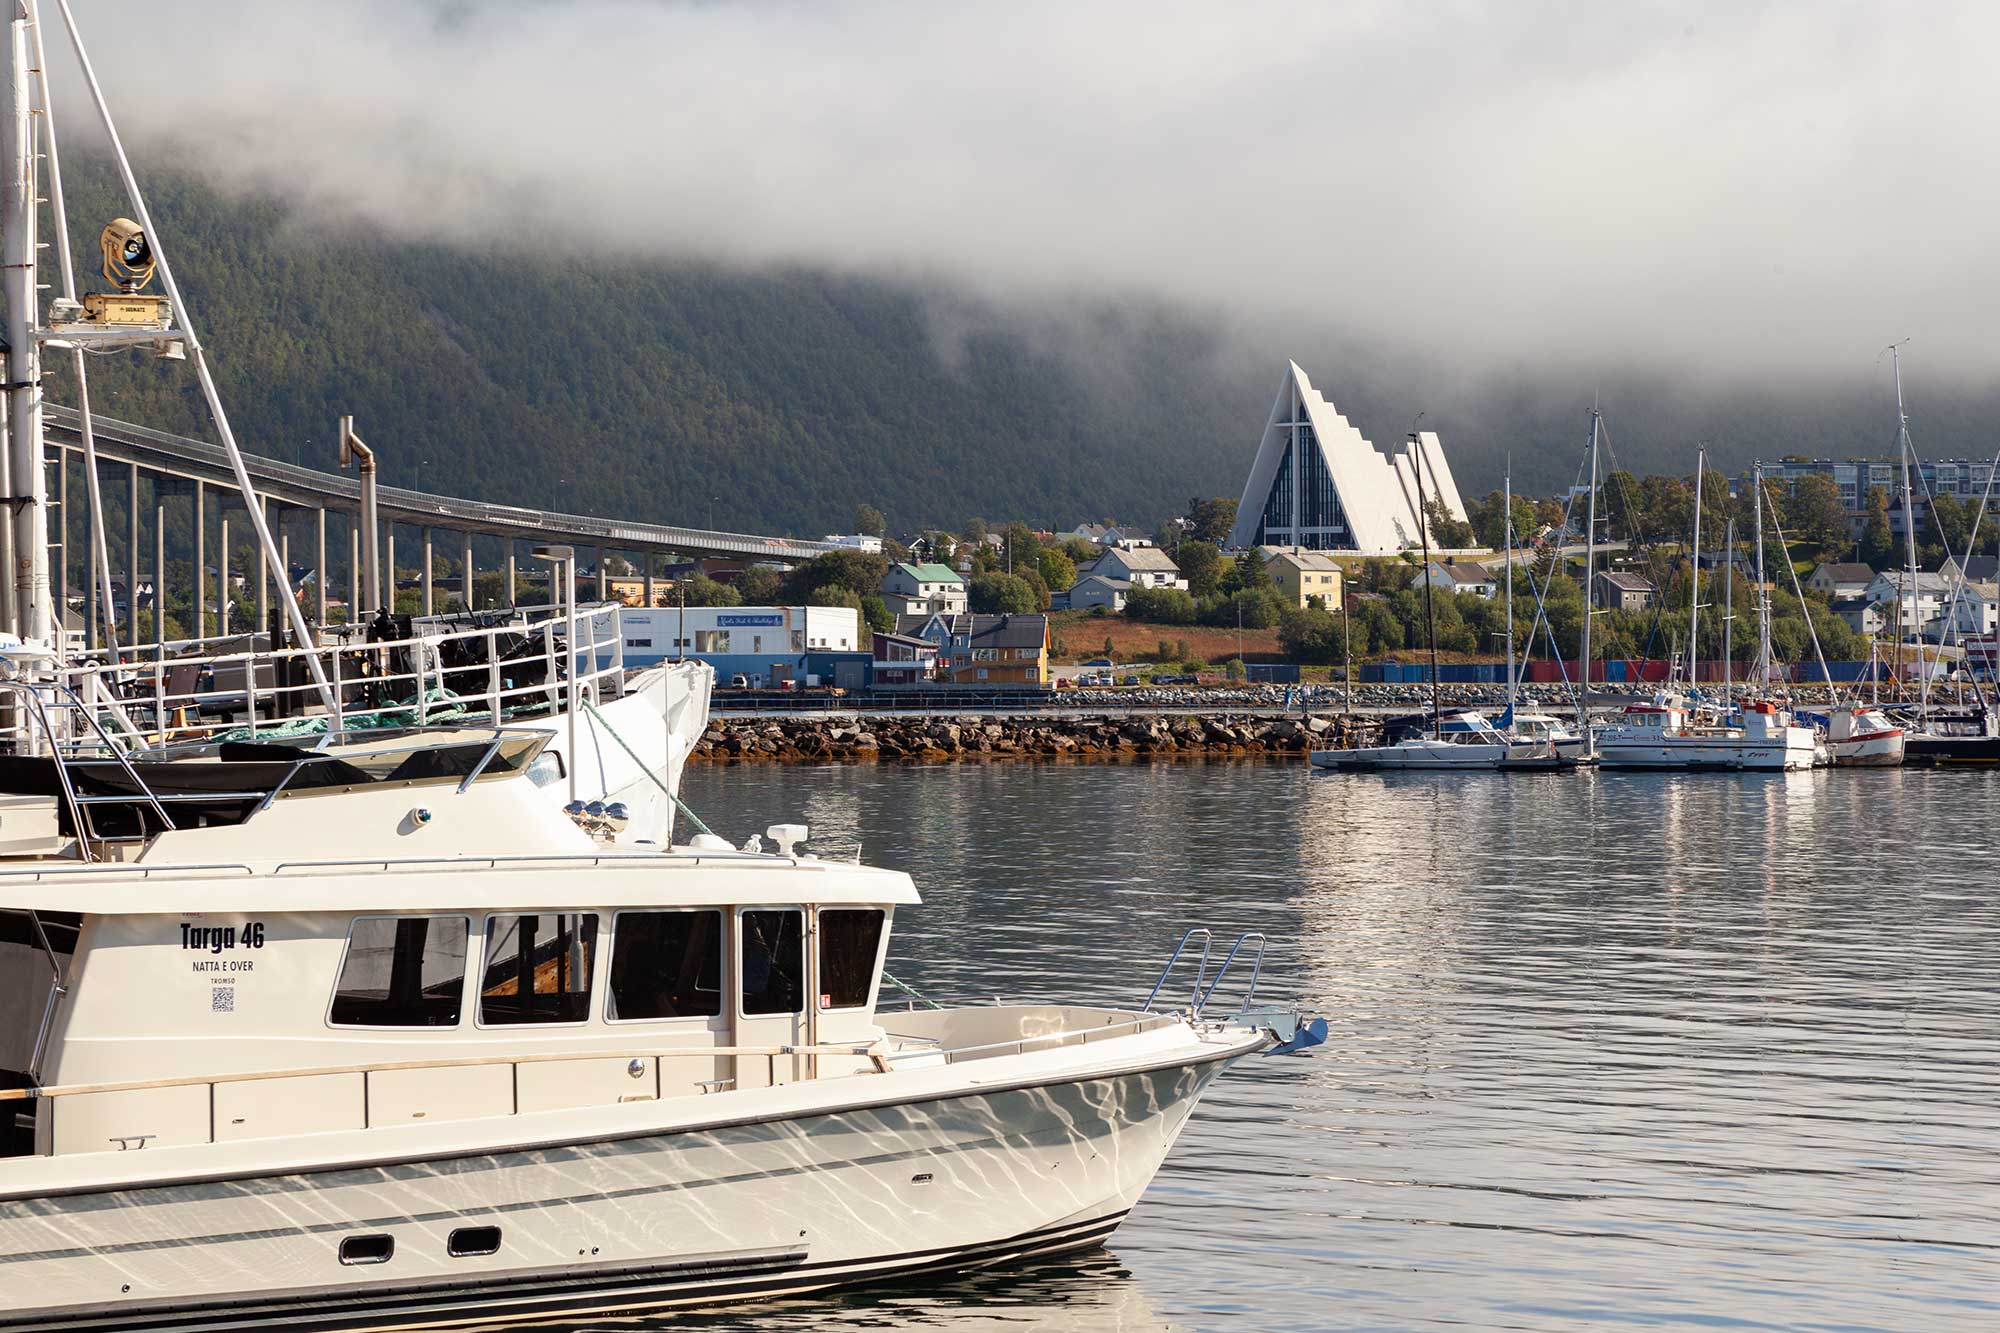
xmin=968 ymin=572 xmax=1037 ymax=614
xmin=1859 ymin=487 xmax=1895 ymax=568
xmin=1784 ymin=474 xmax=1850 ymax=554
xmin=782 ymin=550 xmax=889 ymax=603
xmin=679 ymin=575 xmax=740 ymax=607
xmin=860 ymin=594 xmax=892 ymax=633
xmin=853 ymin=504 xmax=887 ymax=538
xmin=808 ymin=585 xmax=862 ymax=613
xmin=1186 ymin=497 xmax=1238 ymax=544
xmin=1037 ymin=547 xmax=1077 ymax=592
xmin=1423 ymin=497 xmax=1475 ymax=549
xmin=1176 ymin=540 xmax=1224 ymax=598
xmin=1123 ymin=585 xmax=1197 ymax=624
xmin=1278 ymin=604 xmax=1342 ymax=663
xmin=733 ymin=564 xmax=784 ymax=604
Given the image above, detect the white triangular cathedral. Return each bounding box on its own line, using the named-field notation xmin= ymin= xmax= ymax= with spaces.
xmin=1225 ymin=362 xmax=1469 ymax=556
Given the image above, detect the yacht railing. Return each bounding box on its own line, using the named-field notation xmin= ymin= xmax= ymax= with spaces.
xmin=0 ymin=603 xmax=629 ymax=755
xmin=1143 ymin=927 xmax=1268 ymax=1020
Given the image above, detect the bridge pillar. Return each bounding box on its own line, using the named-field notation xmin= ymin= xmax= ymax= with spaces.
xmin=505 ymin=544 xmax=516 ymax=606
xmin=193 ymin=480 xmax=205 ymax=639
xmin=643 ymin=553 xmax=654 ymax=609
xmin=595 ymin=546 xmax=607 ymax=602
xmin=255 ymin=499 xmax=270 ymax=636
xmin=385 ymin=526 xmax=396 ymax=615
xmin=461 ymin=531 xmax=474 ymax=612
xmin=422 ymin=526 xmax=434 ymax=617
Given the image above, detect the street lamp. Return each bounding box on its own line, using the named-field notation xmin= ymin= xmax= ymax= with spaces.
xmin=531 ymin=543 xmax=578 ymax=802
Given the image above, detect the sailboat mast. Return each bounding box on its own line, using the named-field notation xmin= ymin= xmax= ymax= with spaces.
xmin=1504 ymin=464 xmax=1515 ymax=706
xmin=1722 ymin=517 xmax=1734 ymax=705
xmin=1577 ymin=410 xmax=1600 ymax=753
xmin=1410 ymin=428 xmax=1442 ymax=738
xmin=1752 ymin=460 xmax=1770 ymax=688
xmin=1688 ymin=447 xmax=1704 ymax=691
xmin=1892 ymin=345 xmax=1927 ymax=721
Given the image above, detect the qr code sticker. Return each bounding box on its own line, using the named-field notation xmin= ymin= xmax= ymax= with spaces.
xmin=210 ymin=988 xmax=235 ymax=1014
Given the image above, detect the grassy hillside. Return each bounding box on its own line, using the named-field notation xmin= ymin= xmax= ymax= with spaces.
xmin=49 ymin=160 xmax=1258 ymax=538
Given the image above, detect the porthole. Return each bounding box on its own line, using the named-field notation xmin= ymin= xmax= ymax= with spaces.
xmin=449 ymin=1226 xmax=502 ymax=1258
xmin=339 ymin=1234 xmax=395 ymax=1266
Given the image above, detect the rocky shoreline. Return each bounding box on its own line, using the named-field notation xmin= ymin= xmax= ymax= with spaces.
xmin=692 ymin=712 xmax=1358 ymax=761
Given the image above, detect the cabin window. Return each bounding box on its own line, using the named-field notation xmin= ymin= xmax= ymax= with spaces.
xmin=740 ymin=909 xmax=804 ymax=1015
xmin=339 ymin=1235 xmax=395 ymax=1266
xmin=329 ymin=916 xmax=469 ymax=1028
xmin=819 ymin=909 xmax=885 ymax=1010
xmin=608 ymin=911 xmax=723 ymax=1020
xmin=448 ymin=1226 xmax=502 ymax=1257
xmin=480 ymin=914 xmax=598 ymax=1025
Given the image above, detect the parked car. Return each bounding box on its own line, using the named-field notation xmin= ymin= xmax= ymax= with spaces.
xmin=1119 ymin=674 xmax=1141 ymax=686
xmin=727 ymin=673 xmax=751 ymax=689
xmin=1084 ymin=658 xmax=1113 ymax=667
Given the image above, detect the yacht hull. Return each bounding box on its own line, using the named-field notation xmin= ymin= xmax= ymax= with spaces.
xmin=1827 ymin=731 xmax=1906 ymax=767
xmin=0 ymin=1049 xmax=1243 ymax=1332
xmin=1310 ymin=740 xmax=1507 ymax=771
xmin=1595 ymin=738 xmax=1816 ymax=771
xmin=1904 ymin=735 xmax=2000 ymax=766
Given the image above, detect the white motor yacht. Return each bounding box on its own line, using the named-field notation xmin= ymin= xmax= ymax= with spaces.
xmin=1595 ymin=694 xmax=1818 ymax=771
xmin=0 ymin=720 xmax=1289 ymax=1331
xmin=1311 ymin=709 xmax=1508 ymax=771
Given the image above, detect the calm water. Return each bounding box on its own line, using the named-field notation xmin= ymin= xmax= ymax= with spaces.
xmin=571 ymin=758 xmax=2000 ymax=1333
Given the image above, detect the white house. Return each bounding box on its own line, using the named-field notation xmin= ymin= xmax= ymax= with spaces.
xmin=1865 ymin=570 xmax=1954 ymax=633
xmin=1225 ymin=361 xmax=1470 ymax=556
xmin=880 ymin=562 xmax=967 ymax=618
xmin=822 ymin=533 xmax=884 ymax=553
xmin=1082 ymin=546 xmax=1186 ymax=590
xmin=1935 ymin=581 xmax=1999 ymax=639
xmin=1417 ymin=559 xmax=1499 ymax=599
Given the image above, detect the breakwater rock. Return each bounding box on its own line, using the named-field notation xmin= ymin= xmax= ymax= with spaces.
xmin=692 ymin=712 xmax=1356 ymax=762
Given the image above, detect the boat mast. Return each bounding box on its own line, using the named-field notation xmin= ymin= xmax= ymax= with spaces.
xmin=1752 ymin=459 xmax=1771 ymax=690
xmin=1409 ymin=423 xmax=1442 ymax=738
xmin=1722 ymin=517 xmax=1734 ymax=706
xmin=1576 ymin=409 xmax=1600 ymax=753
xmin=1687 ymin=446 xmax=1704 ymax=692
xmin=1504 ymin=462 xmax=1515 ymax=707
xmin=1892 ymin=344 xmax=1927 ymax=722
xmin=2 ymin=7 xmax=47 ymax=642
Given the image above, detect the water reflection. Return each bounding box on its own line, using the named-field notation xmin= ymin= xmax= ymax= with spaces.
xmin=654 ymin=761 xmax=2000 ymax=1332
xmin=557 ymin=1255 xmax=1171 ymax=1332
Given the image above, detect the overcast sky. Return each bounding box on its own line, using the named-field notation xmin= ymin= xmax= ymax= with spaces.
xmin=51 ymin=0 xmax=2000 ymax=386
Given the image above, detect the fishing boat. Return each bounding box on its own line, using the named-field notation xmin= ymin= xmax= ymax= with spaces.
xmin=1821 ymin=704 xmax=1906 ymax=767
xmin=0 ymin=708 xmax=1291 ymax=1330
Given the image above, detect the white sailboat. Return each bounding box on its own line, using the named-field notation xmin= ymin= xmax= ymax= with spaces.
xmin=1595 ymin=455 xmax=1817 ymax=771
xmin=1312 ymin=421 xmax=1506 ymax=772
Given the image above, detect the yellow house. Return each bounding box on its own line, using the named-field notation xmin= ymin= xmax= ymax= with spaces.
xmin=1259 ymin=547 xmax=1344 ymax=609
